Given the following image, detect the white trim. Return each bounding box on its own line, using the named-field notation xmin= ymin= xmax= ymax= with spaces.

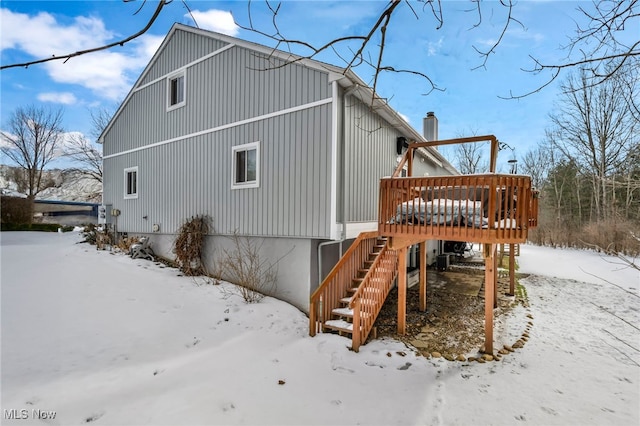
xmin=166 ymin=70 xmax=186 ymax=111
xmin=104 ymin=97 xmax=333 ymax=159
xmin=124 ymin=166 xmax=139 ymax=199
xmin=344 ymin=222 xmax=378 ymax=239
xmin=329 ymin=80 xmax=340 ymax=240
xmin=134 ymin=44 xmax=235 ymax=94
xmin=231 ymin=141 xmax=260 ymax=189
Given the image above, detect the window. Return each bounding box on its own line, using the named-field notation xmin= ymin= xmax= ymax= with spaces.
xmin=124 ymin=167 xmax=138 ymax=199
xmin=232 ymin=142 xmax=260 ymax=189
xmin=167 ymin=71 xmax=185 ymax=110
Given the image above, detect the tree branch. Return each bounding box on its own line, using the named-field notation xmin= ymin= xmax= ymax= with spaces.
xmin=0 ymin=0 xmax=170 ymax=71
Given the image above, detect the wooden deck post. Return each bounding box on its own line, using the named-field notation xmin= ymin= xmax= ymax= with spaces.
xmin=398 ymin=246 xmax=407 ymax=335
xmin=419 ymin=241 xmax=427 ymax=312
xmin=484 ymin=244 xmax=496 ymax=354
xmin=508 ymin=243 xmax=515 ymax=296
xmin=309 ymin=300 xmax=317 ymax=336
xmin=352 ymin=298 xmax=361 ymax=352
xmin=494 ymin=252 xmax=498 ymax=309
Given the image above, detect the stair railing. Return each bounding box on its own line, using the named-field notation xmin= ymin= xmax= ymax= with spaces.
xmin=309 ymin=231 xmax=380 ymax=337
xmin=350 ymin=243 xmax=398 ymax=351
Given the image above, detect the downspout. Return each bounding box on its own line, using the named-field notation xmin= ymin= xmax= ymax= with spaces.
xmin=317 ymin=82 xmax=360 ymax=285
xmin=317 ymin=81 xmax=345 ymax=285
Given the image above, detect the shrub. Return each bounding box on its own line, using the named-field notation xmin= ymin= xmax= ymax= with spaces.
xmin=79 ymin=224 xmax=114 ymax=249
xmin=1 ymin=196 xmax=31 ymax=224
xmin=218 ymin=233 xmax=279 ymax=303
xmin=0 ymin=222 xmax=70 ymax=232
xmin=80 ymin=223 xmax=98 ymax=244
xmin=173 ymin=215 xmax=210 ymax=276
xmin=117 ymin=235 xmax=141 ymax=253
xmin=581 ymin=218 xmax=639 ymax=257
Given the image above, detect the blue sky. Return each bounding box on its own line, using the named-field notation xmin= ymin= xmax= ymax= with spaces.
xmin=0 ymin=0 xmax=629 ymax=170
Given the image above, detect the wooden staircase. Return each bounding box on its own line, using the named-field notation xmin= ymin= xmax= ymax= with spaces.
xmin=309 ymin=232 xmax=398 ymax=351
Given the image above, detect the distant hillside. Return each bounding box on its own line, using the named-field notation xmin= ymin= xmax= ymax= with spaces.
xmin=0 ymin=165 xmax=102 ymax=203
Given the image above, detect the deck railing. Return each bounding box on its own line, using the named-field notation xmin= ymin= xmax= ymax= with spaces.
xmin=379 ymin=174 xmax=536 ymax=244
xmin=350 ymin=243 xmax=397 ymax=351
xmin=529 ymin=190 xmax=540 ymax=229
xmin=309 ymin=231 xmax=380 ymax=337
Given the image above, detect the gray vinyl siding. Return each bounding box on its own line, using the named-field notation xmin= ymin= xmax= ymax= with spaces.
xmin=103 ymin=103 xmax=332 ymax=238
xmin=103 ymin=28 xmax=336 ymax=239
xmin=140 ymin=30 xmax=230 ymax=85
xmin=343 ymin=95 xmax=405 ymax=222
xmin=412 ymin=153 xmax=453 ymax=177
xmin=104 ymin=43 xmax=331 ymax=157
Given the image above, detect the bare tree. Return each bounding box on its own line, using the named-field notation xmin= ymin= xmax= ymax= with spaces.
xmin=454 ymin=142 xmax=487 ymax=175
xmin=520 ymin=143 xmax=553 ymax=189
xmin=615 ymin=141 xmax=640 ymax=220
xmin=62 ymin=108 xmax=112 ymax=184
xmin=549 ymin=64 xmax=637 ymax=221
xmin=63 ymin=134 xmax=103 ymax=183
xmin=89 ymin=107 xmax=114 ymax=142
xmin=1 ymin=105 xmax=64 ymax=220
xmin=520 ymin=0 xmax=640 ymax=97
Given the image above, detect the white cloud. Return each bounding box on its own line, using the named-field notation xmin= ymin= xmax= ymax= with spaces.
xmin=398 ymin=112 xmax=410 ymax=124
xmin=427 ymin=37 xmax=444 ymax=56
xmin=507 ymin=27 xmax=545 ymax=44
xmin=475 ymin=38 xmax=499 ymax=48
xmin=187 ymin=9 xmax=239 ymax=36
xmin=37 ymin=92 xmax=78 ymax=105
xmin=1 ymin=8 xmax=162 ymax=101
xmin=1 ymin=9 xmax=113 ymax=57
xmin=135 ymin=34 xmax=165 ymax=61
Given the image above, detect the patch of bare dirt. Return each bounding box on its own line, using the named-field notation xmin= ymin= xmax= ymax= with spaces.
xmin=374 ymin=264 xmax=528 ymax=358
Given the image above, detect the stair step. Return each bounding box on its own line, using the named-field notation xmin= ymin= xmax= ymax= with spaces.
xmin=332 ymin=307 xmax=372 ymax=319
xmin=347 ymin=286 xmax=383 ymax=294
xmin=324 ymin=319 xmax=361 ymax=334
xmin=340 ymin=296 xmax=380 ymax=304
xmin=352 ymin=275 xmax=389 ymax=284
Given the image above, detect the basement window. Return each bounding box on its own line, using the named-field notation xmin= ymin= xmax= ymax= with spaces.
xmin=124 ymin=166 xmax=138 ymax=199
xmin=167 ymin=70 xmax=186 ymax=110
xmin=232 ymin=142 xmax=260 ymax=189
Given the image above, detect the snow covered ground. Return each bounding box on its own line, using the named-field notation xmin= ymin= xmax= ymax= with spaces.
xmin=1 ymin=231 xmax=638 ymax=425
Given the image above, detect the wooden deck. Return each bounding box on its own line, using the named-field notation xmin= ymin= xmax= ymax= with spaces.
xmin=378 ymin=173 xmax=538 ymax=247
xmin=310 ymin=135 xmax=540 ymax=354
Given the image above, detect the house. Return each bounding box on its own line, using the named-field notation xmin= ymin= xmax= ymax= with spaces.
xmin=100 ymin=23 xmax=458 ymax=314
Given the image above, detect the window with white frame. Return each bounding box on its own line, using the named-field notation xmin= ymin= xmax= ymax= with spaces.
xmin=232 ymin=142 xmax=260 ymax=189
xmin=124 ymin=166 xmax=138 ymax=199
xmin=167 ymin=70 xmax=185 ymax=110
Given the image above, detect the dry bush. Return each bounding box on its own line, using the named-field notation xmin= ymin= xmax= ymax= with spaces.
xmin=218 ymin=234 xmax=279 ymax=303
xmin=117 ymin=235 xmax=141 ymax=252
xmin=96 ymin=227 xmax=114 ymax=250
xmin=1 ymin=196 xmax=31 ymax=224
xmin=581 ymin=218 xmax=639 ymax=256
xmin=530 ymin=216 xmax=640 ymax=257
xmin=173 ymin=215 xmax=210 ymax=276
xmin=80 ymin=223 xmax=98 ymax=245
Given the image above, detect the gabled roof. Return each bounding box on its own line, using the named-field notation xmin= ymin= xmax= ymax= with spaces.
xmin=100 ymin=23 xmax=455 ymax=173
